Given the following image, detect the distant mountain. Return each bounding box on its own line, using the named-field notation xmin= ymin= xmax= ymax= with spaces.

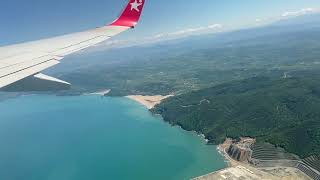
xmin=51 ymin=13 xmax=320 ymax=74
xmin=272 ymin=13 xmax=320 ymax=27
xmin=52 ymin=13 xmax=320 ymax=96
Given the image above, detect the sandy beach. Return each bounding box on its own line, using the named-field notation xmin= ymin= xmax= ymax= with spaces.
xmin=126 ymin=95 xmax=173 ymax=109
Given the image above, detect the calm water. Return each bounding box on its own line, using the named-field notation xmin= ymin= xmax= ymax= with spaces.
xmin=0 ymin=95 xmax=225 ymax=180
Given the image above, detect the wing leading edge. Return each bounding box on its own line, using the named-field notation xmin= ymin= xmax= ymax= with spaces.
xmin=0 ymin=0 xmax=145 ymax=91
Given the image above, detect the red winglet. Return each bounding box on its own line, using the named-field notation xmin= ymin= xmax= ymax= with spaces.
xmin=110 ymin=0 xmax=145 ymax=28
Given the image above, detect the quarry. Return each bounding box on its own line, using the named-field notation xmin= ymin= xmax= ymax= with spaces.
xmin=193 ymin=138 xmax=320 ymax=180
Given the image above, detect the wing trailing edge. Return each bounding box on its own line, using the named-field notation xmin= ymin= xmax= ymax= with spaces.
xmin=2 ymin=73 xmax=71 ymax=92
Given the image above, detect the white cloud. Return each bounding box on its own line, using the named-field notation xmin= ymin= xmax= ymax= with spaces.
xmin=145 ymin=24 xmax=223 ymax=43
xmin=90 ymin=23 xmax=224 ymax=51
xmin=168 ymin=24 xmax=223 ymax=37
xmin=208 ymin=24 xmax=223 ymax=29
xmin=253 ymin=7 xmax=319 ymax=26
xmin=282 ymin=8 xmax=317 ymax=17
xmin=93 ymin=7 xmax=320 ymax=51
xmin=153 ymin=33 xmax=165 ymax=38
xmin=170 ymin=27 xmax=205 ymax=36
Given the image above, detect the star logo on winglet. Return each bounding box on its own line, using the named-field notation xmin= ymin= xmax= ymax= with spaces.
xmin=130 ymin=0 xmax=143 ymax=12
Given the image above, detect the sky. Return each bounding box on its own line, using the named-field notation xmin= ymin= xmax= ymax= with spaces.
xmin=0 ymin=0 xmax=319 ymax=46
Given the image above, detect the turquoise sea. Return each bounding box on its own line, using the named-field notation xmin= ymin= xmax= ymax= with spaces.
xmin=0 ymin=95 xmax=225 ymax=180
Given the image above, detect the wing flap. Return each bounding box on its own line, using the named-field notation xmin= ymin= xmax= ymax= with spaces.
xmin=0 ymin=52 xmax=48 ymax=68
xmin=0 ymin=60 xmax=59 ymax=88
xmin=34 ymin=73 xmax=70 ymax=85
xmin=1 ymin=73 xmax=71 ymax=92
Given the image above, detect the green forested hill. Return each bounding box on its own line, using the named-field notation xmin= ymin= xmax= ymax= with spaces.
xmin=153 ymin=76 xmax=320 ymax=158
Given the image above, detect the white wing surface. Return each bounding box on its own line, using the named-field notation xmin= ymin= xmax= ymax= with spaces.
xmin=0 ymin=0 xmax=145 ymax=91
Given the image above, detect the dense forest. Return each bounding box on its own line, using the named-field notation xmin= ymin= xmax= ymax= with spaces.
xmin=153 ymin=76 xmax=320 ymax=158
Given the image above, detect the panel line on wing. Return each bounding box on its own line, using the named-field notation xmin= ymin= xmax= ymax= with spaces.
xmin=0 ymin=58 xmax=57 ymax=78
xmin=49 ymin=35 xmax=111 ymax=54
xmin=0 ymin=60 xmax=60 ymax=89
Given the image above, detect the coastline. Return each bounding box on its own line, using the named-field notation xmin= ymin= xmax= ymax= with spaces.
xmin=126 ymin=94 xmax=230 ymax=172
xmin=126 ymin=94 xmax=229 ymax=165
xmin=126 ymin=95 xmax=173 ymax=109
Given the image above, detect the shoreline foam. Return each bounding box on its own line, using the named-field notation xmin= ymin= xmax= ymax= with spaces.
xmin=87 ymin=89 xmax=111 ymax=96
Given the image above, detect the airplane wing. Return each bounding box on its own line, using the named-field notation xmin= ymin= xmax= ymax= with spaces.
xmin=0 ymin=0 xmax=145 ymax=91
